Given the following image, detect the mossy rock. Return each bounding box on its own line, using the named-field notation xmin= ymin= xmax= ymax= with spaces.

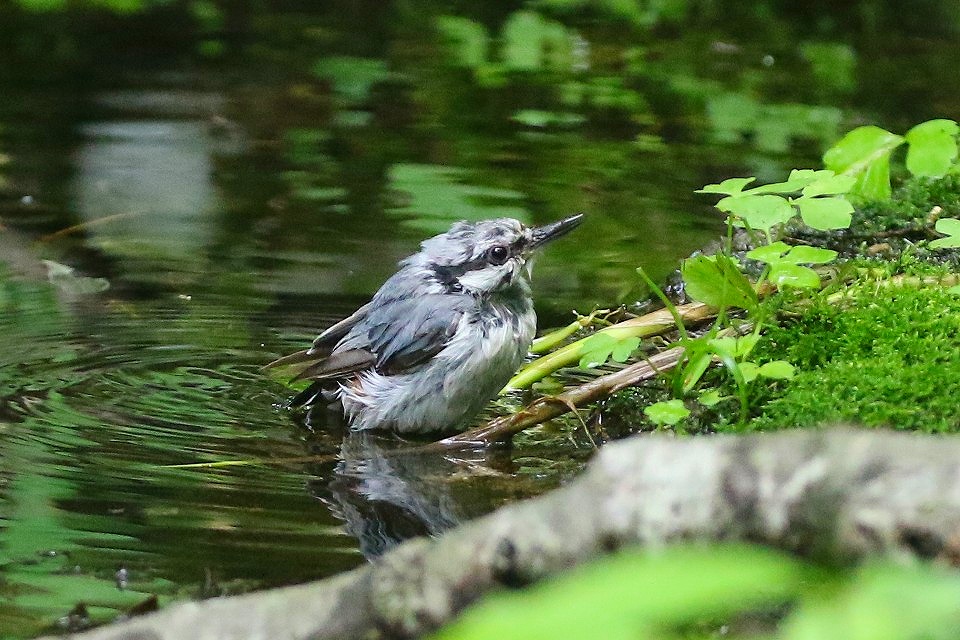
xmin=856 ymin=173 xmax=960 ymax=234
xmin=747 ymin=281 xmax=960 ymax=432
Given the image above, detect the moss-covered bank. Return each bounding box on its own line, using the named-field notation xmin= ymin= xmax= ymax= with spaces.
xmin=747 ymin=280 xmax=960 ymax=432
xmin=592 ymin=173 xmax=960 ymax=435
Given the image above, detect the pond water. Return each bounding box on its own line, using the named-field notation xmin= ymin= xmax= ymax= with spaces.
xmin=1 ymin=3 xmax=959 ymax=637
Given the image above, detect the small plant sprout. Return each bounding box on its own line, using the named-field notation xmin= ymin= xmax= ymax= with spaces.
xmin=697 ymin=169 xmax=856 ymax=240
xmin=823 ymin=118 xmax=959 ymax=201
xmin=578 ymin=333 xmax=641 ymax=369
xmin=644 ymin=398 xmax=690 ymax=426
xmin=745 ymin=242 xmax=838 ymax=290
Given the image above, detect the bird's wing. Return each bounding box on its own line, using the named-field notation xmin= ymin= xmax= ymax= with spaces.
xmin=269 ymin=295 xmax=468 ymax=392
xmin=262 ymin=302 xmax=372 ymax=371
xmin=310 ymin=302 xmax=372 ymax=352
xmin=364 ymin=294 xmax=469 ymax=375
xmin=291 ymin=347 xmax=377 ymax=382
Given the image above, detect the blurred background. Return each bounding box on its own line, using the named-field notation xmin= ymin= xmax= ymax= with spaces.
xmin=1 ymin=0 xmax=959 ymax=636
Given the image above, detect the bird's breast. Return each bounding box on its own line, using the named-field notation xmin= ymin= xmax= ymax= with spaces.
xmin=444 ymin=299 xmax=535 ymax=379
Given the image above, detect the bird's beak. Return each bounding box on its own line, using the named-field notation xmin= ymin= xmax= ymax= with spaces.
xmin=529 ymin=213 xmax=584 ymax=250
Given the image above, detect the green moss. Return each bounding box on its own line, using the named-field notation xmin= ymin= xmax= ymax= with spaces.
xmin=597 ymin=173 xmax=960 ymax=435
xmin=746 ymin=282 xmax=960 ymax=432
xmin=855 ymin=173 xmax=960 ymax=234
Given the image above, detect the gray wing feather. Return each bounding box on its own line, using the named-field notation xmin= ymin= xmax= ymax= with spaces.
xmin=272 ymin=294 xmax=470 ymax=398
xmin=309 ymin=302 xmax=372 ymax=352
xmin=362 ymin=294 xmax=470 ymax=375
xmin=291 ymin=348 xmax=376 ymax=382
xmin=263 ymin=302 xmax=372 ymax=371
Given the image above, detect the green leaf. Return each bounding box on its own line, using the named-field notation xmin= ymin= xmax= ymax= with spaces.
xmin=801 ymin=173 xmax=857 ymax=197
xmin=716 ymin=195 xmax=795 ymax=231
xmin=746 ymin=241 xmax=792 ymax=264
xmin=734 ymin=334 xmax=760 ymax=357
xmin=783 ymin=245 xmax=838 ymax=265
xmin=610 ymin=337 xmax=641 ymax=362
xmin=758 ymin=360 xmax=795 ymax=379
xmin=435 ymin=16 xmax=489 ymax=69
xmin=681 ymin=255 xmax=757 ymax=311
xmin=432 ymin=545 xmax=805 ymax=640
xmin=858 ymin=155 xmax=894 ymax=201
xmin=698 ymin=389 xmax=723 ymax=407
xmin=578 ymin=333 xmax=618 ymax=369
xmin=644 ymin=399 xmax=690 ymax=425
xmin=708 ymin=335 xmax=758 ymax=359
xmin=769 ymin=264 xmax=821 ymax=289
xmin=796 ymin=196 xmax=854 ymax=230
xmin=823 ymin=125 xmax=904 ymax=172
xmin=707 ymin=336 xmax=736 ymax=359
xmin=783 ymin=563 xmax=960 ymax=640
xmin=578 ymin=333 xmax=642 ymax=368
xmin=905 ymin=119 xmax=959 ymax=177
xmin=697 ymin=177 xmax=756 ymax=196
xmin=746 ymin=169 xmax=832 ymax=195
xmin=948 ymin=284 xmax=960 ymax=295
xmin=822 ymin=126 xmax=904 ymax=201
xmin=681 ymin=349 xmax=713 ymax=393
xmin=738 ymin=362 xmax=760 ymax=383
xmin=929 ymin=217 xmax=960 ymax=249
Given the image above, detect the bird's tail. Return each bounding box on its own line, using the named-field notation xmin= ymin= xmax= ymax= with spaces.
xmin=287 ymin=379 xmax=339 ymax=409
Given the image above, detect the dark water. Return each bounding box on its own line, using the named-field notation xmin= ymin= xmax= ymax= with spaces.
xmin=1 ymin=3 xmax=959 ymax=637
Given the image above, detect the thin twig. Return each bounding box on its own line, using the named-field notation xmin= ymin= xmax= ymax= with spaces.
xmin=441 ymin=347 xmax=686 ymax=447
xmin=40 ymin=211 xmax=143 ymax=241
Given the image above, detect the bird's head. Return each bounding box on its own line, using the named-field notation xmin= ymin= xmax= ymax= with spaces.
xmin=413 ymin=213 xmax=583 ymax=297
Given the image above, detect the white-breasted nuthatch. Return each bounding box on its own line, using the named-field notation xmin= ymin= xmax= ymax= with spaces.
xmin=267 ymin=213 xmax=583 ymax=433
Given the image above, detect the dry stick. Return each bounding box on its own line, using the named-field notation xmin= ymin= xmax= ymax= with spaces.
xmin=441 ymin=347 xmax=686 ymax=446
xmin=39 ymin=211 xmax=143 ymax=241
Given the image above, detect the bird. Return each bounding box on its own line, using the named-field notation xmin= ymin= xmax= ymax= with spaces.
xmin=266 ymin=213 xmax=583 ymax=434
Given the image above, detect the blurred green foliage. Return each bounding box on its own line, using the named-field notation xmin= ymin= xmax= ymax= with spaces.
xmin=431 ymin=544 xmax=960 ymax=640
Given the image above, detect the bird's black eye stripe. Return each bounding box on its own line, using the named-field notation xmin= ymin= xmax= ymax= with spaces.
xmin=487 ymin=245 xmax=510 ymax=265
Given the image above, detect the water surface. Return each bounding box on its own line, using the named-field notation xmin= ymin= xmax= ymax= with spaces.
xmin=1 ymin=3 xmax=958 ymax=636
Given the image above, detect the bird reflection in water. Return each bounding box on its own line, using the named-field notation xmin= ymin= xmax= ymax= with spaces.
xmin=301 ymin=410 xmax=520 ymax=560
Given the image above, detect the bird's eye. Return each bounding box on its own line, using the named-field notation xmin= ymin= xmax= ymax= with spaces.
xmin=487 ymin=245 xmax=510 ymax=265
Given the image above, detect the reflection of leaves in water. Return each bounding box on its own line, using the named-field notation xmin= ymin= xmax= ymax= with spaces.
xmin=706 ymin=93 xmax=842 ymax=153
xmin=435 ymin=11 xmax=576 ymax=87
xmin=387 ymin=164 xmax=529 ymax=234
xmin=0 ymin=265 xmax=78 ymax=397
xmin=0 ymin=267 xmax=152 ymax=635
xmin=435 ymin=16 xmax=489 ymax=69
xmin=0 ymin=151 xmax=9 ymax=189
xmin=312 ymin=56 xmax=390 ymax=103
xmin=2 ymin=358 xmax=357 ymax=636
xmin=501 ymin=10 xmax=573 ymax=72
xmin=42 ymin=260 xmax=110 ymax=295
xmin=0 ymin=265 xmax=358 ymax=637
